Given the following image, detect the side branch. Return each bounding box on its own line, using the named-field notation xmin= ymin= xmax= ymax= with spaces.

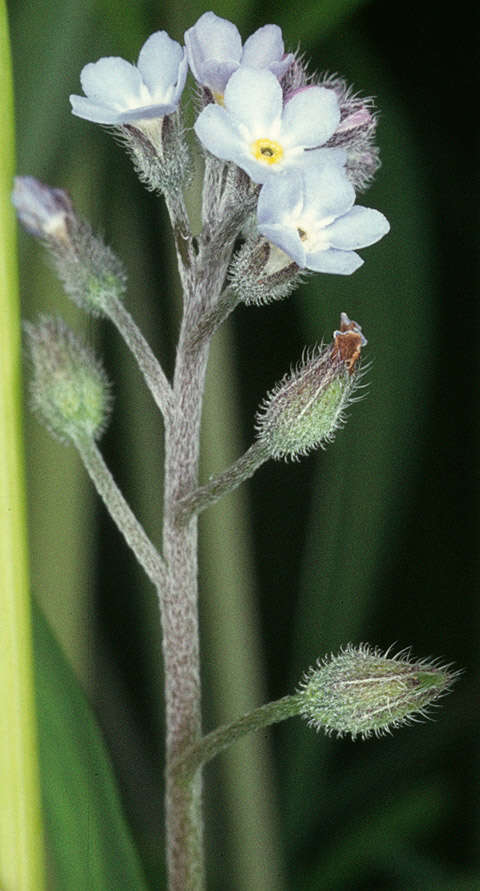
xmin=176 ymin=440 xmax=269 ymax=523
xmin=107 ymin=295 xmax=174 ymax=422
xmin=172 ymin=694 xmax=303 ymax=778
xmin=74 ymin=435 xmax=167 ymax=592
xmin=186 ymin=286 xmax=240 ymax=350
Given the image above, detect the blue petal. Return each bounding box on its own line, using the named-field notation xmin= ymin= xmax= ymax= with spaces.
xmin=258 ymin=223 xmax=306 ymax=267
xmin=137 ymin=32 xmax=185 ymax=99
xmin=327 ymin=206 xmax=390 ymax=249
xmin=257 ymin=170 xmax=304 ymax=225
xmin=306 ymin=248 xmax=364 ymax=274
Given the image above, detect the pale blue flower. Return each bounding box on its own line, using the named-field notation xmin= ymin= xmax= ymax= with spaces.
xmin=257 ymin=166 xmax=390 ymax=274
xmin=70 ymin=32 xmax=187 ymax=125
xmin=194 ymin=68 xmax=344 ymax=184
xmin=185 ymin=11 xmax=293 ymax=96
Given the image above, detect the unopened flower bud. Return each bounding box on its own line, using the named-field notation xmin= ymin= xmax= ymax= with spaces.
xmin=299 ymin=643 xmax=460 ymax=740
xmin=320 ymin=75 xmax=380 ymax=191
xmin=25 ymin=316 xmax=112 ymax=444
xmin=12 ymin=177 xmax=126 ymax=316
xmin=255 ymin=313 xmax=366 ymax=459
xmin=12 ymin=176 xmax=73 ymax=242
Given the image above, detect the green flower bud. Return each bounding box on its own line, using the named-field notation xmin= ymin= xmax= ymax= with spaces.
xmin=299 ymin=643 xmax=460 ymax=740
xmin=255 ymin=313 xmax=366 ymax=460
xmin=25 ymin=316 xmax=112 ymax=444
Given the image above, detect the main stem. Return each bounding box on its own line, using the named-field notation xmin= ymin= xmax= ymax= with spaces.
xmin=161 ymin=161 xmax=248 ymax=888
xmin=162 ymin=306 xmax=210 ymax=890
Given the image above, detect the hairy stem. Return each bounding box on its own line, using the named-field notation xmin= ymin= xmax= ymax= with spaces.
xmin=162 ymin=320 xmax=210 ymax=891
xmin=74 ymin=436 xmax=167 ymax=592
xmin=173 ymin=694 xmax=303 ymax=778
xmin=186 ymin=286 xmax=240 ymax=350
xmin=177 ymin=440 xmax=270 ymax=523
xmin=106 ymin=295 xmax=174 ymax=421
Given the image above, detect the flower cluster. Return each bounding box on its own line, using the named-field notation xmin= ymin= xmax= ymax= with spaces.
xmin=70 ymin=11 xmax=389 ymax=282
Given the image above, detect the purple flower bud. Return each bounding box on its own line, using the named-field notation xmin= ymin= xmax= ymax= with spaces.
xmin=12 ymin=176 xmax=73 ymax=241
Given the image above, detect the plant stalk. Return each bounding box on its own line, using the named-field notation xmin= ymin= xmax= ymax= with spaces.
xmin=74 ymin=436 xmax=167 ymax=592
xmin=161 ymin=193 xmax=242 ymax=887
xmin=162 ymin=314 xmax=210 ymax=890
xmin=174 ymin=694 xmax=303 ymax=778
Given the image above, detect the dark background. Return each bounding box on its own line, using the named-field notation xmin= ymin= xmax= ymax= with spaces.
xmin=10 ymin=0 xmax=478 ymax=888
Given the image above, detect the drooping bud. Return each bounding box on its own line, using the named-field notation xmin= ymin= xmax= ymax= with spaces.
xmin=319 ymin=75 xmax=380 ymax=192
xmin=298 ymin=643 xmax=460 ymax=740
xmin=12 ymin=176 xmax=73 ymax=242
xmin=229 ymin=235 xmax=303 ymax=305
xmin=279 ymin=51 xmax=312 ymax=97
xmin=12 ymin=176 xmax=126 ymax=316
xmin=255 ymin=313 xmax=366 ymax=459
xmin=25 ymin=316 xmax=112 ymax=444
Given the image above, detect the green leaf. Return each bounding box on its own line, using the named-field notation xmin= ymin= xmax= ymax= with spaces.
xmin=33 ymin=598 xmax=150 ymax=891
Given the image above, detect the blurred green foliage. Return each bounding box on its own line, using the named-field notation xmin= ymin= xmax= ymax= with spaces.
xmin=9 ymin=0 xmax=478 ymax=888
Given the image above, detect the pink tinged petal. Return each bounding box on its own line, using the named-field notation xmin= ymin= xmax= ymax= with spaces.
xmin=241 ymin=24 xmax=285 ymax=67
xmin=223 ymin=67 xmax=283 ymax=133
xmin=80 ymin=57 xmax=145 ymax=110
xmin=302 ymin=164 xmax=356 ymax=220
xmin=257 ymin=170 xmax=304 ymax=225
xmin=282 ymin=86 xmax=340 ymax=149
xmin=137 ymin=31 xmax=186 ymax=99
xmin=327 ymin=206 xmax=390 ymax=250
xmin=306 ymin=247 xmax=364 ymax=274
xmin=336 ymin=108 xmax=373 ymax=133
xmin=185 ymin=11 xmax=241 ymax=83
xmin=258 ymin=223 xmax=306 ymax=267
xmin=194 ymin=104 xmax=243 ymax=160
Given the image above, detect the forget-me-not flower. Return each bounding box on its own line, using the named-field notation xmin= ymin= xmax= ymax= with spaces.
xmin=194 ymin=67 xmax=344 ymax=184
xmin=70 ymin=31 xmax=188 ymax=125
xmin=185 ymin=11 xmax=293 ymax=99
xmin=257 ymin=165 xmax=390 ymax=274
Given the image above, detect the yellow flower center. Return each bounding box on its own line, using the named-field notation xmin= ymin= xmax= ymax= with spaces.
xmin=213 ymin=91 xmax=225 ymax=106
xmin=251 ymin=138 xmax=284 ymax=166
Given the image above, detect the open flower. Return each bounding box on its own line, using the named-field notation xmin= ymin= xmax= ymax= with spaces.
xmin=70 ymin=31 xmax=187 ymax=125
xmin=185 ymin=11 xmax=293 ymax=98
xmin=194 ymin=67 xmax=344 ymax=184
xmin=257 ymin=165 xmax=390 ymax=274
